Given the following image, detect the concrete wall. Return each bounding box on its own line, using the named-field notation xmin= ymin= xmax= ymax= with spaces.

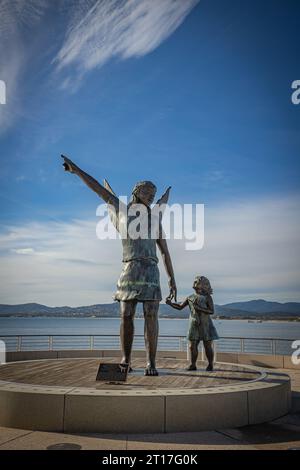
xmin=0 ymin=351 xmax=293 ymax=433
xmin=0 ymin=373 xmax=291 ymax=433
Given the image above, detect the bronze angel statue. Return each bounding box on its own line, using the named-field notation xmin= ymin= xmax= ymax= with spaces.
xmin=61 ymin=155 xmax=177 ymax=376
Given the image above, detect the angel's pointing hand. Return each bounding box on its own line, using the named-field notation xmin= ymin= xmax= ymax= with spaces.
xmin=61 ymin=154 xmax=78 ymax=174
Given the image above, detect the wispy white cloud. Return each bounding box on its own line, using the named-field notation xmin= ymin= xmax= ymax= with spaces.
xmin=11 ymin=247 xmax=35 ymax=255
xmin=0 ymin=0 xmax=47 ymax=37
xmin=0 ymin=0 xmax=48 ymax=133
xmin=169 ymin=194 xmax=300 ymax=303
xmin=0 ymin=194 xmax=299 ymax=306
xmin=0 ymin=0 xmax=199 ymax=129
xmin=54 ymin=0 xmax=199 ymax=87
xmin=0 ymin=218 xmax=121 ymax=306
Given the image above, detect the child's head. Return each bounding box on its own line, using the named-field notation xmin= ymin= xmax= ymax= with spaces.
xmin=193 ymin=276 xmax=213 ymax=295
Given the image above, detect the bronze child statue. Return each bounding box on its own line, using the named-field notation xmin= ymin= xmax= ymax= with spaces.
xmin=61 ymin=155 xmax=177 ymax=376
xmin=166 ymin=276 xmax=219 ymax=371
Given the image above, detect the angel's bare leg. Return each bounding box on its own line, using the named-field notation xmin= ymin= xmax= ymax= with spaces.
xmin=143 ymin=300 xmax=159 ymax=376
xmin=120 ymin=300 xmax=137 ymax=369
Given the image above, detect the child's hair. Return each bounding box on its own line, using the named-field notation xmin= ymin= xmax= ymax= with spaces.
xmin=195 ymin=276 xmax=213 ymax=295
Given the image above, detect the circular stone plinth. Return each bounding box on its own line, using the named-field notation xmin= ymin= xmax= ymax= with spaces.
xmin=0 ymin=358 xmax=264 ymax=390
xmin=0 ymin=357 xmax=291 ymax=434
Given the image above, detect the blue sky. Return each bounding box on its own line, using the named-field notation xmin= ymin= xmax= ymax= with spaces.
xmin=0 ymin=0 xmax=300 ymax=306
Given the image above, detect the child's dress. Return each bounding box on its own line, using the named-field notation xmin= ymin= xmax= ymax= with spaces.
xmin=187 ymin=294 xmax=219 ymax=341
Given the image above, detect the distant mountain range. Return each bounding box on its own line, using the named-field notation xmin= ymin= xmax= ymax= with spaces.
xmin=0 ymin=299 xmax=299 ymax=320
xmin=221 ymin=299 xmax=300 ymax=314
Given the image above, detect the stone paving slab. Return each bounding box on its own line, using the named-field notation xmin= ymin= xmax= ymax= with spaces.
xmin=220 ymin=413 xmax=300 ymax=450
xmin=0 ymin=427 xmax=126 ymax=450
xmin=0 ymin=420 xmax=299 ymax=450
xmin=0 ymin=427 xmax=32 ymax=446
xmin=126 ymin=431 xmax=256 ymax=450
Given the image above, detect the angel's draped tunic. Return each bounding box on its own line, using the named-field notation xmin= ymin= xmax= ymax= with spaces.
xmin=108 ymin=198 xmax=162 ymax=302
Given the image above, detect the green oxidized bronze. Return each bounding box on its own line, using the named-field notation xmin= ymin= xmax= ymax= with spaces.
xmin=166 ymin=275 xmax=219 ymax=372
xmin=61 ymin=155 xmax=177 ymax=376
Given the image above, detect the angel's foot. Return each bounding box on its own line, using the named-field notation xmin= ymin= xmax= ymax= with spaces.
xmin=119 ymin=363 xmax=132 ymax=373
xmin=186 ymin=364 xmax=197 ymax=371
xmin=144 ymin=366 xmax=159 ymax=376
xmin=206 ymin=364 xmax=213 ymax=372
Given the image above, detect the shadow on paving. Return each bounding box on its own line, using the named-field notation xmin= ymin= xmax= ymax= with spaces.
xmin=219 ymin=412 xmax=300 ymax=446
xmin=72 ymin=413 xmax=300 ymax=448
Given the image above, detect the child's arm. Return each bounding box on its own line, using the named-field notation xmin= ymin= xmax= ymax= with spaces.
xmin=166 ymin=297 xmax=188 ymax=311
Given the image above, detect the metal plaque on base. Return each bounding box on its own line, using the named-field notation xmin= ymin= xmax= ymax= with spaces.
xmin=96 ymin=363 xmax=128 ymax=382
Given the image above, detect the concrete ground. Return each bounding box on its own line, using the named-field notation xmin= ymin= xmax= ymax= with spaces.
xmin=0 ymin=366 xmax=299 ymax=450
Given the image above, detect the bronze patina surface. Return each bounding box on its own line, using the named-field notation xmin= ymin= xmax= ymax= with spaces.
xmin=62 ymin=155 xmax=177 ymax=376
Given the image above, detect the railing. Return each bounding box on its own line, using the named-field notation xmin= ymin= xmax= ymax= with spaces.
xmin=0 ymin=334 xmax=296 ymax=356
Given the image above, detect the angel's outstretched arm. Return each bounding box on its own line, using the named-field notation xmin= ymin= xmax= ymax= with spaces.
xmin=61 ymin=155 xmax=118 ymax=206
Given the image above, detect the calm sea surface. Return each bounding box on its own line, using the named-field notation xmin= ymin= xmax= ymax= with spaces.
xmin=0 ymin=317 xmax=299 ymax=339
xmin=1 ymin=317 xmax=299 ymax=354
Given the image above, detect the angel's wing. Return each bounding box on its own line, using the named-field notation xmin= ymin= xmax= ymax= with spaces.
xmin=103 ymin=179 xmax=122 ymax=232
xmin=103 ymin=179 xmax=116 ymax=196
xmin=151 ymin=186 xmax=171 ymax=238
xmin=154 ymin=186 xmax=171 ymax=207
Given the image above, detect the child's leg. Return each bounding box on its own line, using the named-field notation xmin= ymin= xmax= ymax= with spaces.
xmin=204 ymin=340 xmax=214 ymax=371
xmin=187 ymin=340 xmax=199 ymax=370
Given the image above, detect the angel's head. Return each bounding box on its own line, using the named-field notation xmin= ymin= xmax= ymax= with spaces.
xmin=193 ymin=276 xmax=213 ymax=295
xmin=131 ymin=181 xmax=157 ymax=206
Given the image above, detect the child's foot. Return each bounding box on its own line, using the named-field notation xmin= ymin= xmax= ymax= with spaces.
xmin=206 ymin=364 xmax=213 ymax=372
xmin=186 ymin=364 xmax=197 ymax=371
